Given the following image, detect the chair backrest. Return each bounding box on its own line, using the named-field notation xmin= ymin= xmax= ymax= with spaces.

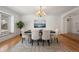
xmin=55 ymin=29 xmax=59 ymax=36
xmin=42 ymin=30 xmax=50 ymax=40
xmin=31 ymin=30 xmax=40 ymax=40
xmin=21 ymin=28 xmax=26 ymax=38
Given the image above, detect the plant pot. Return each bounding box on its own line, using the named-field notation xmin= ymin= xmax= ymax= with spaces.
xmin=20 ymin=33 xmax=22 ymax=36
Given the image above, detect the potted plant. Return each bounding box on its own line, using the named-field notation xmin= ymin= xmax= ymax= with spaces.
xmin=16 ymin=21 xmax=25 ymax=36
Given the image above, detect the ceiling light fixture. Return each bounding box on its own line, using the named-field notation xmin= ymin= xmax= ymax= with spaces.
xmin=36 ymin=6 xmax=46 ymax=17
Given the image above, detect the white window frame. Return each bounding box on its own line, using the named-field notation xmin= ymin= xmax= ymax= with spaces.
xmin=0 ymin=11 xmax=14 ymax=35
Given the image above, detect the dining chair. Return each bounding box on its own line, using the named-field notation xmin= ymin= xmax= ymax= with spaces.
xmin=31 ymin=30 xmax=40 ymax=45
xmin=50 ymin=32 xmax=55 ymax=43
xmin=42 ymin=30 xmax=51 ymax=46
xmin=54 ymin=29 xmax=59 ymax=43
xmin=21 ymin=28 xmax=29 ymax=43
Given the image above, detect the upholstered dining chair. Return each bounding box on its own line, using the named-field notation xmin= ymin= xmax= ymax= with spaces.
xmin=54 ymin=29 xmax=59 ymax=43
xmin=31 ymin=30 xmax=40 ymax=45
xmin=21 ymin=28 xmax=29 ymax=43
xmin=42 ymin=30 xmax=51 ymax=46
xmin=50 ymin=32 xmax=55 ymax=43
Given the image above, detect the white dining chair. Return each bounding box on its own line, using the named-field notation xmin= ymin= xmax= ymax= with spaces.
xmin=54 ymin=29 xmax=59 ymax=43
xmin=31 ymin=30 xmax=40 ymax=45
xmin=21 ymin=28 xmax=29 ymax=43
xmin=50 ymin=32 xmax=55 ymax=43
xmin=42 ymin=30 xmax=51 ymax=46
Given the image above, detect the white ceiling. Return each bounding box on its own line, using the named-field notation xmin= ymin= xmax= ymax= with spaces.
xmin=7 ymin=6 xmax=77 ymax=15
xmin=68 ymin=8 xmax=79 ymax=16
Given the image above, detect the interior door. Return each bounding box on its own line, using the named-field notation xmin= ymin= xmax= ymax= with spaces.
xmin=67 ymin=18 xmax=72 ymax=33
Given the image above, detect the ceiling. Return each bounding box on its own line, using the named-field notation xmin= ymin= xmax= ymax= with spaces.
xmin=7 ymin=6 xmax=77 ymax=15
xmin=68 ymin=8 xmax=79 ymax=16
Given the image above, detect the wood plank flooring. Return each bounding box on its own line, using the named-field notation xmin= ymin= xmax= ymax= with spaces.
xmin=0 ymin=33 xmax=79 ymax=52
xmin=0 ymin=35 xmax=21 ymax=52
xmin=58 ymin=33 xmax=79 ymax=52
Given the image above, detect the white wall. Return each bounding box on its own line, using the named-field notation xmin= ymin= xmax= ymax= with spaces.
xmin=22 ymin=14 xmax=61 ymax=33
xmin=72 ymin=15 xmax=79 ymax=34
xmin=61 ymin=7 xmax=79 ymax=34
xmin=63 ymin=14 xmax=79 ymax=34
xmin=62 ymin=16 xmax=73 ymax=33
xmin=0 ymin=7 xmax=21 ymax=42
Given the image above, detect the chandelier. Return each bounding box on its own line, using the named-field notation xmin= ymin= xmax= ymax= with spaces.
xmin=36 ymin=6 xmax=46 ymax=17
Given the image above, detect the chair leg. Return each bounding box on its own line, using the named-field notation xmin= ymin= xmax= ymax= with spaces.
xmin=22 ymin=38 xmax=25 ymax=44
xmin=37 ymin=40 xmax=39 ymax=45
xmin=54 ymin=37 xmax=58 ymax=43
xmin=42 ymin=40 xmax=44 ymax=46
xmin=47 ymin=40 xmax=50 ymax=46
xmin=56 ymin=38 xmax=58 ymax=43
xmin=31 ymin=40 xmax=33 ymax=45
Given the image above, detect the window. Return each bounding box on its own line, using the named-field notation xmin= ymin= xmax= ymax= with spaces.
xmin=1 ymin=13 xmax=9 ymax=34
xmin=0 ymin=12 xmax=14 ymax=35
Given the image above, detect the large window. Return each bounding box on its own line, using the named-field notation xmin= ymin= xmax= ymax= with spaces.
xmin=1 ymin=13 xmax=9 ymax=34
xmin=0 ymin=12 xmax=14 ymax=35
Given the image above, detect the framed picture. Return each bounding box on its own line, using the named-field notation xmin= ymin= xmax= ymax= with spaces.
xmin=34 ymin=20 xmax=46 ymax=28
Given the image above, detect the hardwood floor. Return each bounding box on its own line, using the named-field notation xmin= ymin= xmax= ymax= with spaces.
xmin=58 ymin=33 xmax=79 ymax=52
xmin=0 ymin=35 xmax=21 ymax=52
xmin=0 ymin=33 xmax=79 ymax=52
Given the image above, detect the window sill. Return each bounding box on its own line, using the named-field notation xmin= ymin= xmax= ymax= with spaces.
xmin=0 ymin=32 xmax=10 ymax=38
